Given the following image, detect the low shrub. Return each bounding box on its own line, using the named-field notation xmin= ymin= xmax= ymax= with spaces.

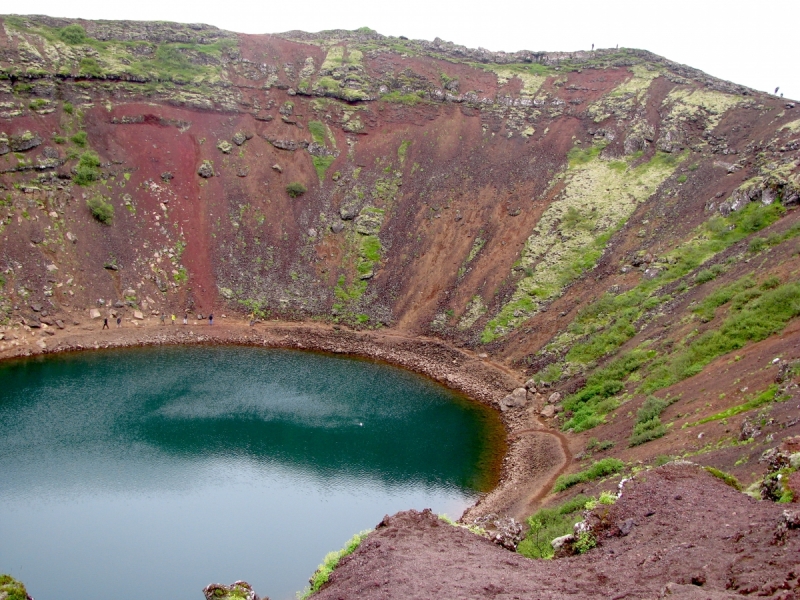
xmin=517 ymin=495 xmax=590 ymax=559
xmin=87 ymin=195 xmax=113 ymax=224
xmin=286 ymin=182 xmax=307 ymax=198
xmin=71 ymin=130 xmax=88 ymax=147
xmin=74 ymin=151 xmax=101 ymax=186
xmin=552 ymin=458 xmax=625 ymax=493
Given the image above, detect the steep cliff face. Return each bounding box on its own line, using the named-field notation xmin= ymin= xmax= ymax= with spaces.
xmin=1 ymin=15 xmax=800 ymax=472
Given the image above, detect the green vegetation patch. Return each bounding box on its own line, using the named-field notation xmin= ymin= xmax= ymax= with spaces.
xmin=563 ymin=349 xmax=654 ymax=432
xmin=4 ymin=18 xmax=237 ymax=84
xmin=629 ymin=395 xmax=670 ymax=446
xmin=0 ymin=574 xmax=29 ymax=600
xmin=380 ymin=91 xmax=425 ymax=105
xmin=286 ymin=182 xmax=307 ymax=198
xmin=641 ymin=282 xmax=800 ymax=394
xmin=86 ymin=195 xmax=114 ymax=224
xmin=704 ymin=467 xmax=742 ymax=490
xmin=517 ymin=494 xmax=590 ymax=559
xmin=552 ymin=458 xmax=625 ymax=493
xmin=690 ymin=385 xmax=780 ymax=426
xmin=74 ymin=151 xmax=102 ymax=186
xmin=482 ymin=149 xmax=684 ymax=343
xmin=299 ymin=530 xmax=371 ymax=599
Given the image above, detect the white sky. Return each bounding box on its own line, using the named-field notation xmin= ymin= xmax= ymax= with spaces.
xmin=10 ymin=0 xmax=800 ymax=101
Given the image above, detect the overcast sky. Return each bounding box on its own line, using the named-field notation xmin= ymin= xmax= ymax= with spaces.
xmin=11 ymin=0 xmax=800 ymax=101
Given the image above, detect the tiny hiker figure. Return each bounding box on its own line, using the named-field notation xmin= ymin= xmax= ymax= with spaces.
xmin=160 ymin=313 xmax=166 ymax=326
xmin=102 ymin=317 xmax=109 ymax=330
xmin=171 ymin=314 xmax=176 ymax=325
xmin=209 ymin=313 xmax=213 ymax=326
xmin=116 ymin=316 xmax=121 ymax=328
xmin=183 ymin=314 xmax=188 ymax=325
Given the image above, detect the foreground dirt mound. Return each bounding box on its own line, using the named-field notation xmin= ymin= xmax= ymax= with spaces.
xmin=315 ymin=464 xmax=800 ymax=599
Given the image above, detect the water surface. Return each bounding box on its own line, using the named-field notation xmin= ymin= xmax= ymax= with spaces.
xmin=0 ymin=346 xmax=503 ymax=600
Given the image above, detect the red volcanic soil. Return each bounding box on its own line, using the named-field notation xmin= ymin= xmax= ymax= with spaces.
xmin=313 ymin=464 xmax=800 ymax=600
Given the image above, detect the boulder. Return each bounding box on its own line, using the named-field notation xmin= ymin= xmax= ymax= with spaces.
xmin=499 ymin=387 xmax=527 ymax=411
xmin=548 ymin=392 xmax=562 ymax=404
xmin=30 ymin=303 xmax=43 ymax=312
xmin=339 ymin=205 xmax=359 ymax=220
xmin=133 ymin=311 xmax=144 ymax=320
xmin=330 ymin=222 xmax=344 ymax=234
xmin=89 ymin=308 xmax=101 ymax=319
xmin=66 ymin=232 xmax=78 ymax=243
xmin=232 ymin=131 xmax=252 ymax=146
xmin=540 ymin=405 xmax=556 ymax=418
xmin=197 ymin=160 xmax=214 ymax=178
xmin=524 ymin=378 xmax=537 ymax=391
xmin=354 ymin=209 xmax=384 ymax=235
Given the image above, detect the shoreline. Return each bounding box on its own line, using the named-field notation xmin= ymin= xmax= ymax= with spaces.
xmin=0 ymin=317 xmax=570 ymax=521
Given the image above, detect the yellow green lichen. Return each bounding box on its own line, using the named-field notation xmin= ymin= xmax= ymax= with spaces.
xmin=587 ymin=64 xmax=661 ymax=123
xmin=662 ymin=88 xmax=741 ymax=131
xmin=780 ymin=119 xmax=800 ymax=133
xmin=481 ymin=150 xmax=685 ymax=343
xmin=458 ymin=296 xmax=487 ymax=330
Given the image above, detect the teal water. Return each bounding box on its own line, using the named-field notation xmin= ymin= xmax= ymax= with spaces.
xmin=0 ymin=346 xmax=503 ymax=600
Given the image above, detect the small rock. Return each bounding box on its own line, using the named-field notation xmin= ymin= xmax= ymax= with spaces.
xmin=330 ymin=222 xmax=344 ymax=234
xmin=55 ymin=319 xmax=65 ymax=329
xmin=548 ymin=392 xmax=562 ymax=404
xmin=524 ymin=378 xmax=537 ymax=391
xmin=30 ymin=303 xmax=43 ymax=312
xmin=66 ymin=232 xmax=77 ymax=243
xmin=89 ymin=308 xmax=101 ymax=319
xmin=619 ymin=518 xmax=636 ymax=536
xmin=133 ymin=311 xmax=144 ymax=320
xmin=160 ymin=172 xmax=173 ymax=182
xmin=271 ymin=164 xmax=282 ymax=173
xmin=46 ymin=264 xmax=58 ymax=272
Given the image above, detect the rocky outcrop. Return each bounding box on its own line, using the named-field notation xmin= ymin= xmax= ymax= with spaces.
xmin=202 ymin=581 xmax=262 ymax=600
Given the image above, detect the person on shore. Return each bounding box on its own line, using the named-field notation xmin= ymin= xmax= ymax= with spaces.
xmin=183 ymin=314 xmax=188 ymax=325
xmin=116 ymin=317 xmax=122 ymax=328
xmin=102 ymin=317 xmax=109 ymax=330
xmin=160 ymin=313 xmax=166 ymax=326
xmin=171 ymin=314 xmax=176 ymax=325
xmin=209 ymin=314 xmax=213 ymax=326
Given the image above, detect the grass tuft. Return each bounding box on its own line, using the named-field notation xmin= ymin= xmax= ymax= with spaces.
xmin=552 ymin=458 xmax=625 ymax=493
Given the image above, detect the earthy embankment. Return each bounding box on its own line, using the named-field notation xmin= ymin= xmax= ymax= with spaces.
xmin=0 ymin=317 xmax=569 ymax=522
xmin=314 ymin=464 xmax=800 ymax=599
